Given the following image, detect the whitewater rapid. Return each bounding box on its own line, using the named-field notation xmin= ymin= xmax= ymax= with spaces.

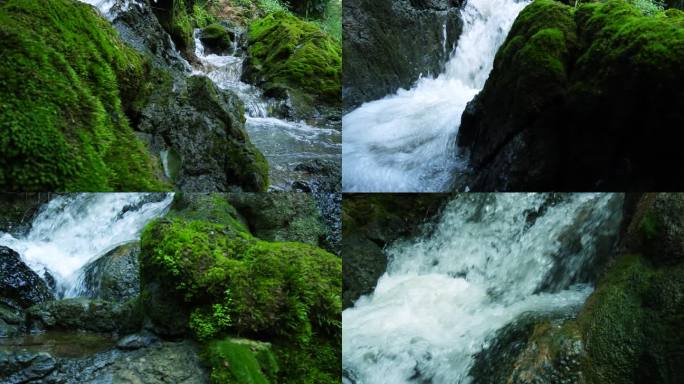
xmin=342 ymin=193 xmax=623 ymax=384
xmin=342 ymin=0 xmax=530 ymax=192
xmin=0 ymin=194 xmax=173 ymax=298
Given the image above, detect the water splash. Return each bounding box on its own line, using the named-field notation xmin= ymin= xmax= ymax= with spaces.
xmin=342 ymin=0 xmax=530 ymax=192
xmin=343 ymin=193 xmax=623 ymax=383
xmin=0 ymin=193 xmax=173 ymax=297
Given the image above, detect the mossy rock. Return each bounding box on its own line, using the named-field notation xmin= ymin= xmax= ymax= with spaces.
xmin=243 ymin=12 xmax=341 ymax=108
xmin=140 ymin=201 xmax=341 ymax=382
xmin=459 ymin=0 xmax=684 ymax=190
xmin=0 ymin=0 xmax=167 ymax=191
xmin=482 ymin=253 xmax=684 ymax=383
xmin=200 ymin=23 xmax=234 ymax=55
xmin=203 ymin=338 xmax=278 ymax=384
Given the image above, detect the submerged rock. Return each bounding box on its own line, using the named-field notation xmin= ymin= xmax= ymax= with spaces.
xmin=343 ymin=0 xmax=463 ymax=111
xmin=82 ymin=242 xmax=141 ymax=302
xmin=458 ymin=0 xmax=684 ymax=191
xmin=0 ymin=246 xmax=54 ymax=309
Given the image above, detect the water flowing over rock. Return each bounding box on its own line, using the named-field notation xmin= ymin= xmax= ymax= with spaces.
xmin=0 ymin=193 xmax=172 ymax=297
xmin=343 ymin=0 xmax=529 ymax=192
xmin=343 ymin=193 xmax=623 ymax=383
xmin=343 ymin=0 xmax=464 ymax=111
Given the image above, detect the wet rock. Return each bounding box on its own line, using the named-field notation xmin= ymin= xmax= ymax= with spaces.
xmin=343 ymin=0 xmax=463 ymax=111
xmin=199 ymin=23 xmax=234 ymax=55
xmin=43 ymin=340 xmax=207 ymax=383
xmin=138 ymin=75 xmax=269 ymax=192
xmin=0 ymin=350 xmax=57 ymax=384
xmin=0 ymin=304 xmax=24 ymax=338
xmin=342 ymin=194 xmax=448 ymax=308
xmin=82 ymin=242 xmax=141 ymax=302
xmin=26 ymin=298 xmax=142 ymax=335
xmin=0 ymin=193 xmax=51 ymax=236
xmin=0 ymin=246 xmax=54 ymax=309
xmin=112 ymin=0 xmax=191 ymax=73
xmin=116 ymin=331 xmax=159 ymax=350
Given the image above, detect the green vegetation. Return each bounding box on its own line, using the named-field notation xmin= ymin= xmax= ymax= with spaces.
xmin=0 ymin=0 xmax=166 ymax=191
xmin=244 ymin=11 xmax=341 ymax=106
xmin=140 ymin=194 xmax=341 ymax=383
xmin=204 ymin=338 xmax=279 ymax=384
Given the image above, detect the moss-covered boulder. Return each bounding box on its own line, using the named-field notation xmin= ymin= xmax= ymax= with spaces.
xmin=242 ymin=12 xmax=341 ymax=113
xmin=200 ymin=23 xmax=234 ymax=55
xmin=0 ymin=0 xmax=167 ymax=191
xmin=458 ymin=0 xmax=684 ymax=191
xmin=140 ymin=199 xmax=341 ymax=383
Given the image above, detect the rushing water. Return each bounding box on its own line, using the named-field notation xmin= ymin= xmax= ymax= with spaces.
xmin=192 ymin=29 xmax=341 ymax=191
xmin=342 ymin=193 xmax=624 ymax=384
xmin=0 ymin=194 xmax=173 ymax=298
xmin=342 ymin=0 xmax=530 ymax=192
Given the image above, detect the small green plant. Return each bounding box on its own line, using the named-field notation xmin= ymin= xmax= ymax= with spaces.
xmin=629 ymin=0 xmax=665 ymax=15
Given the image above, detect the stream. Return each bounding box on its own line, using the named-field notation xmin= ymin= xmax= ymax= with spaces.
xmin=342 ymin=193 xmax=624 ymax=383
xmin=342 ymin=0 xmax=529 ymax=192
xmin=0 ymin=193 xmax=172 ymax=298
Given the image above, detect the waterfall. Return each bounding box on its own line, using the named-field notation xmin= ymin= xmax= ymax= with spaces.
xmin=0 ymin=193 xmax=173 ymax=298
xmin=342 ymin=0 xmax=530 ymax=192
xmin=342 ymin=193 xmax=623 ymax=384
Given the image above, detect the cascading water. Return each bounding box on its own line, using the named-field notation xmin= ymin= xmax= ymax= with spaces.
xmin=0 ymin=193 xmax=173 ymax=298
xmin=342 ymin=193 xmax=624 ymax=384
xmin=342 ymin=0 xmax=530 ymax=192
xmin=192 ymin=29 xmax=342 ymax=190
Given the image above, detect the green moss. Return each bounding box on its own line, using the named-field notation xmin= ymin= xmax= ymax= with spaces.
xmin=203 ymin=338 xmax=278 ymax=384
xmin=245 ymin=11 xmax=341 ymax=106
xmin=640 ymin=212 xmax=659 ymax=240
xmin=0 ymin=0 xmax=167 ymax=191
xmin=140 ymin=201 xmax=341 ymax=382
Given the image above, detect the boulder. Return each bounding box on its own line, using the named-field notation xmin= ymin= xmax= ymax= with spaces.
xmin=457 ymin=0 xmax=684 ymax=191
xmin=138 ymin=75 xmax=269 ymax=192
xmin=343 ymin=0 xmax=463 ymax=111
xmin=0 ymin=246 xmax=53 ymax=309
xmin=342 ymin=194 xmax=448 ymax=308
xmin=199 ymin=23 xmax=234 ymax=55
xmin=82 ymin=242 xmax=141 ymax=302
xmin=0 ymin=303 xmax=24 ymax=338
